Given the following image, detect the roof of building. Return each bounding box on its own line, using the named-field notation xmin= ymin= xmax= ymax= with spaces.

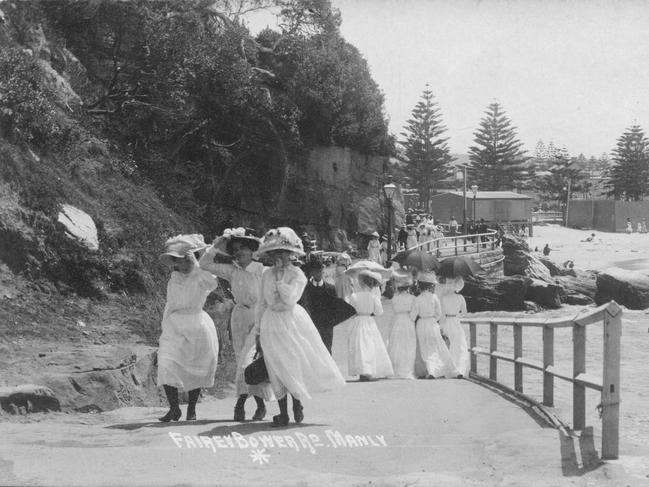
xmin=432 ymin=191 xmax=532 ymax=200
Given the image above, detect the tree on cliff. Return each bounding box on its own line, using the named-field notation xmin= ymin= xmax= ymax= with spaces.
xmin=606 ymin=125 xmax=649 ymax=201
xmin=468 ymin=102 xmax=528 ymax=191
xmin=399 ymin=85 xmax=453 ymax=208
xmin=538 ymin=154 xmax=589 ymax=209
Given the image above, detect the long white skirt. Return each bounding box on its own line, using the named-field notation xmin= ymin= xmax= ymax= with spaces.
xmin=157 ymin=311 xmax=219 ymax=390
xmin=387 ymin=313 xmax=416 ymax=379
xmin=415 ymin=318 xmax=458 ymax=378
xmin=347 ymin=316 xmax=394 ymax=378
xmin=441 ymin=317 xmax=470 ymax=377
xmin=231 ymin=305 xmax=274 ymax=399
xmin=260 ymin=305 xmax=345 ymax=401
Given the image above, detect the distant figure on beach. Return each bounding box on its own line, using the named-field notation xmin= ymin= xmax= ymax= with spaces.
xmin=626 ymin=218 xmax=633 ymax=234
xmin=449 ymin=216 xmax=459 ymax=236
xmin=642 ymin=219 xmax=648 ymax=234
xmin=581 ymin=233 xmax=596 ymax=242
xmin=543 ymin=243 xmax=551 ymax=256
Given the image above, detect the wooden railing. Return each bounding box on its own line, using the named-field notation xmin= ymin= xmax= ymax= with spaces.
xmin=461 ymin=301 xmax=621 ymax=459
xmin=409 ymin=229 xmax=499 ymax=259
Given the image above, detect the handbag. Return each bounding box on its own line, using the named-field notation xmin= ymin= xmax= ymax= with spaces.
xmin=244 ymin=351 xmax=269 ymax=385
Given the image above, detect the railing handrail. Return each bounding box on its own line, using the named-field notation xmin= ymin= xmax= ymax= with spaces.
xmin=408 ymin=228 xmax=498 ymax=252
xmin=461 ymin=300 xmax=621 ymax=460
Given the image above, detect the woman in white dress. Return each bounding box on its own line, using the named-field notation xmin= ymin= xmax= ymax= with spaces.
xmin=157 ymin=234 xmax=220 ymax=422
xmin=406 ymin=225 xmax=419 ymax=250
xmin=199 ymin=228 xmax=274 ymax=422
xmin=409 ymin=272 xmax=460 ymax=379
xmin=253 ymin=227 xmax=345 ymax=427
xmin=438 ymin=276 xmax=470 ymax=378
xmin=387 ymin=271 xmax=416 ymax=379
xmin=334 ymin=252 xmax=354 ymax=303
xmin=347 ymin=270 xmax=394 ymax=381
xmin=367 ymin=232 xmax=382 ymax=264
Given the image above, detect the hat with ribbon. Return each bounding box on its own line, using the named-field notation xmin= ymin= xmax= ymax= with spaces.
xmin=371 ymin=231 xmax=380 ymax=238
xmin=222 ymin=227 xmax=261 ymax=254
xmin=256 ymin=227 xmax=305 ymax=258
xmin=358 ymin=269 xmax=383 ymax=286
xmin=417 ymin=271 xmax=438 ymax=284
xmin=159 ymin=234 xmax=209 ymax=267
xmin=336 ymin=252 xmax=352 ymax=266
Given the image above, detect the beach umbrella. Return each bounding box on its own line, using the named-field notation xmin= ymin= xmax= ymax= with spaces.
xmin=392 ymin=249 xmax=439 ymax=271
xmin=344 ymin=260 xmax=393 ymax=280
xmin=438 ymin=255 xmax=485 ymax=278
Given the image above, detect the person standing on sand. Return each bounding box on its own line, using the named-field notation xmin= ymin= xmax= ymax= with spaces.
xmin=157 ymin=234 xmax=219 ymax=422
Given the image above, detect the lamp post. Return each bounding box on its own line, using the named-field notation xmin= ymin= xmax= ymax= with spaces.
xmin=471 ymin=184 xmax=478 ymax=226
xmin=563 ymin=180 xmax=571 ymax=227
xmin=383 ymin=176 xmax=397 ymax=262
xmin=457 ymin=166 xmax=467 ymax=234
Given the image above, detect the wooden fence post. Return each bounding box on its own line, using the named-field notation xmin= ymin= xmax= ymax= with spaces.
xmin=601 ymin=304 xmax=621 ymax=459
xmin=514 ymin=324 xmax=523 ymax=393
xmin=573 ymin=323 xmax=586 ymax=430
xmin=489 ymin=322 xmax=498 ymax=381
xmin=470 ymin=323 xmax=477 ymax=374
xmin=543 ymin=326 xmax=554 ymax=407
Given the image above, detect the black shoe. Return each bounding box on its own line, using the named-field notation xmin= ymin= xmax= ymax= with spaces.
xmin=186 ymin=408 xmax=197 ymax=421
xmin=271 ymin=414 xmax=289 ymax=427
xmin=456 ymin=374 xmax=464 ymax=379
xmin=426 ymin=374 xmax=436 ymax=380
xmin=234 ymin=404 xmax=245 ymax=422
xmin=159 ymin=407 xmax=181 ymax=422
xmin=252 ymin=407 xmax=266 ymax=421
xmin=293 ymin=405 xmax=304 ymax=424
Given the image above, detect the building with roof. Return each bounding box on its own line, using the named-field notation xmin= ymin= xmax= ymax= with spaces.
xmin=429 ymin=190 xmax=533 ymax=230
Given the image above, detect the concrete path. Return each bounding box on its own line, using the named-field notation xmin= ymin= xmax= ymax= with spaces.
xmin=0 ymin=305 xmax=638 ymax=486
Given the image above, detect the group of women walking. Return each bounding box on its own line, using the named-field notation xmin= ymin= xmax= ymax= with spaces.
xmin=155 ymin=226 xmax=469 ymax=427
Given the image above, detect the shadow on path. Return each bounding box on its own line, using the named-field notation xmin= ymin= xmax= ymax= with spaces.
xmin=198 ymin=421 xmax=327 ymax=437
xmin=559 ymin=427 xmax=603 ymax=477
xmin=105 ymin=419 xmax=233 ymax=431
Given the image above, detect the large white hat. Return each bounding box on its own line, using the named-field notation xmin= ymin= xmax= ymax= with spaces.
xmin=358 ymin=269 xmax=383 ymax=284
xmin=256 ymin=227 xmax=305 ymax=258
xmin=417 ymin=271 xmax=438 ymax=284
xmin=159 ymin=234 xmax=208 ymax=266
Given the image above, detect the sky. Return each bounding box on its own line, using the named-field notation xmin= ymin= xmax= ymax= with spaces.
xmin=244 ymin=0 xmax=649 ymax=158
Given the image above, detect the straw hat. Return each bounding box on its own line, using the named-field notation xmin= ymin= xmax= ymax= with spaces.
xmin=220 ymin=227 xmax=261 ymax=254
xmin=358 ymin=269 xmax=382 ymax=285
xmin=336 ymin=252 xmax=352 ymax=266
xmin=256 ymin=227 xmax=305 ymax=258
xmin=159 ymin=234 xmax=208 ymax=267
xmin=417 ymin=271 xmax=438 ymax=284
xmin=371 ymin=231 xmax=379 ymax=238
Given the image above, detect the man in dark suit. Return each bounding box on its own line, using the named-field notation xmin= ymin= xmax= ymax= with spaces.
xmin=299 ymin=261 xmax=353 ymax=353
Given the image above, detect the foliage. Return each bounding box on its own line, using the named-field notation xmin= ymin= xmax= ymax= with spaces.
xmin=399 ymin=85 xmax=453 ymax=205
xmin=468 ymin=102 xmax=528 ymax=191
xmin=0 ymin=48 xmax=69 ymax=147
xmin=537 ymin=154 xmax=589 ymax=206
xmin=40 ymin=0 xmax=392 ymax=224
xmin=606 ymin=125 xmax=649 ymax=201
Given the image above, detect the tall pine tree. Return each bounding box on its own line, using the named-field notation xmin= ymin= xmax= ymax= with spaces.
xmin=400 ymin=85 xmax=453 ymax=208
xmin=468 ymin=103 xmax=527 ymax=190
xmin=606 ymin=125 xmax=649 ymax=201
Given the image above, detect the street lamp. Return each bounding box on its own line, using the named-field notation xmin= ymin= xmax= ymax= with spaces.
xmin=457 ymin=166 xmax=467 ymax=234
xmin=563 ymin=180 xmax=572 ymax=227
xmin=383 ymin=176 xmax=397 ymax=262
xmin=471 ymin=185 xmax=478 ymax=225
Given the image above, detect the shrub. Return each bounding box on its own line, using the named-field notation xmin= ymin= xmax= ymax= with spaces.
xmin=0 ymin=48 xmax=67 ymax=147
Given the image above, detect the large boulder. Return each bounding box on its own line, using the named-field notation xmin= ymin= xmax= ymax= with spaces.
xmin=0 ymin=384 xmax=60 ymax=414
xmin=57 ymin=204 xmax=99 ymax=251
xmin=525 ymin=279 xmax=562 ymax=309
xmin=502 ymin=235 xmax=552 ymax=280
xmin=462 ymin=275 xmax=531 ymax=312
xmin=595 ymin=267 xmax=649 ymax=309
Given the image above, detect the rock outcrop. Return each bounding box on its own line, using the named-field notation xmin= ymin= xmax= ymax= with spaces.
xmin=0 ymin=384 xmax=60 ymax=414
xmin=462 ymin=275 xmax=531 ymax=312
xmin=595 ymin=267 xmax=649 ymax=310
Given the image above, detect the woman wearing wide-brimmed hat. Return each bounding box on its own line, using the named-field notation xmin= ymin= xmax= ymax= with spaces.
xmin=157 ymin=234 xmax=220 ymax=422
xmin=199 ymin=227 xmax=274 ymax=422
xmin=387 ymin=270 xmax=417 ymax=379
xmin=347 ymin=269 xmax=394 ymax=381
xmin=367 ymin=231 xmax=381 ymax=264
xmin=252 ymin=227 xmax=345 ymax=426
xmin=409 ymin=272 xmax=460 ymax=379
xmin=334 ymin=252 xmax=354 ymax=302
xmin=437 ymin=276 xmax=469 ymax=378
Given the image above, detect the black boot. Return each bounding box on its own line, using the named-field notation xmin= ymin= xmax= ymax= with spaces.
xmin=272 ymin=396 xmax=289 ymax=427
xmin=159 ymin=385 xmax=181 ymax=422
xmin=234 ymin=394 xmax=247 ymax=422
xmin=292 ymin=396 xmax=304 ymax=424
xmin=251 ymin=395 xmax=266 ymax=421
xmin=187 ymin=388 xmax=200 ymax=421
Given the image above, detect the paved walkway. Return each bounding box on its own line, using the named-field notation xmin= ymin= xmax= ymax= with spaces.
xmin=0 ymin=305 xmax=637 ymax=486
